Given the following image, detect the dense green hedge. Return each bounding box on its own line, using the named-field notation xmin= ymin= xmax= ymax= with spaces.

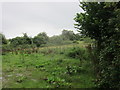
xmin=74 ymin=2 xmax=120 ymax=88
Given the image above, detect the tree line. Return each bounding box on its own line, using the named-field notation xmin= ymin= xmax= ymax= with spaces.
xmin=1 ymin=29 xmax=83 ymax=50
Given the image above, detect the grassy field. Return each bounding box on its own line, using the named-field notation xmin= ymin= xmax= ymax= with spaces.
xmin=2 ymin=42 xmax=95 ymax=88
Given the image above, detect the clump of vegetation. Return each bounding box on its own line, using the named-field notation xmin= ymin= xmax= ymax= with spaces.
xmin=16 ymin=75 xmax=27 ymax=83
xmin=45 ymin=76 xmax=70 ymax=88
xmin=67 ymin=47 xmax=89 ymax=61
xmin=2 ymin=45 xmax=95 ymax=88
xmin=74 ymin=2 xmax=120 ymax=88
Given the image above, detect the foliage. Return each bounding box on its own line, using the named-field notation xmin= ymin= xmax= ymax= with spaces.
xmin=2 ymin=45 xmax=95 ymax=88
xmin=33 ymin=32 xmax=49 ymax=47
xmin=2 ymin=30 xmax=84 ymax=50
xmin=46 ymin=30 xmax=82 ymax=46
xmin=82 ymin=37 xmax=95 ymax=44
xmin=10 ymin=33 xmax=32 ymax=47
xmin=74 ymin=2 xmax=120 ymax=88
xmin=46 ymin=35 xmax=64 ymax=46
xmin=0 ymin=33 xmax=7 ymax=44
xmin=67 ymin=47 xmax=89 ymax=61
xmin=62 ymin=29 xmax=76 ymax=41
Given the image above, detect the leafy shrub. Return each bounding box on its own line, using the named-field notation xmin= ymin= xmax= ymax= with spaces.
xmin=96 ymin=45 xmax=120 ymax=88
xmin=83 ymin=37 xmax=95 ymax=44
xmin=67 ymin=47 xmax=89 ymax=60
xmin=16 ymin=75 xmax=27 ymax=83
xmin=45 ymin=76 xmax=71 ymax=88
xmin=65 ymin=65 xmax=85 ymax=75
xmin=74 ymin=2 xmax=120 ymax=88
xmin=72 ymin=40 xmax=79 ymax=44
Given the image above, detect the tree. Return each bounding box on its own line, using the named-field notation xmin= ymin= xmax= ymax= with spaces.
xmin=22 ymin=33 xmax=32 ymax=44
xmin=62 ymin=30 xmax=76 ymax=40
xmin=74 ymin=2 xmax=120 ymax=88
xmin=0 ymin=33 xmax=7 ymax=44
xmin=10 ymin=37 xmax=23 ymax=47
xmin=33 ymin=32 xmax=49 ymax=47
xmin=10 ymin=33 xmax=32 ymax=48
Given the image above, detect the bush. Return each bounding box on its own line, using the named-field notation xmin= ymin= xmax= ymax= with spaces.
xmin=72 ymin=40 xmax=79 ymax=44
xmin=67 ymin=47 xmax=89 ymax=60
xmin=74 ymin=2 xmax=120 ymax=88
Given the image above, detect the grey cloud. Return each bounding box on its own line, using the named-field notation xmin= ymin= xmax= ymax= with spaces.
xmin=2 ymin=2 xmax=83 ymax=39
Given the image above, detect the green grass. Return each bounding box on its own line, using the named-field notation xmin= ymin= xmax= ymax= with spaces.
xmin=2 ymin=44 xmax=95 ymax=88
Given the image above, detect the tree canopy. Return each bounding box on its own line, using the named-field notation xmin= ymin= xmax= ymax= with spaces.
xmin=33 ymin=32 xmax=49 ymax=47
xmin=74 ymin=2 xmax=120 ymax=88
xmin=0 ymin=33 xmax=7 ymax=44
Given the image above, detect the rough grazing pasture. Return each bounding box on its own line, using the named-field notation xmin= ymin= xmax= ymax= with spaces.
xmin=2 ymin=43 xmax=95 ymax=88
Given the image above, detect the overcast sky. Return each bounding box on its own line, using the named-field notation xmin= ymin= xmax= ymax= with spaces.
xmin=1 ymin=2 xmax=83 ymax=39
